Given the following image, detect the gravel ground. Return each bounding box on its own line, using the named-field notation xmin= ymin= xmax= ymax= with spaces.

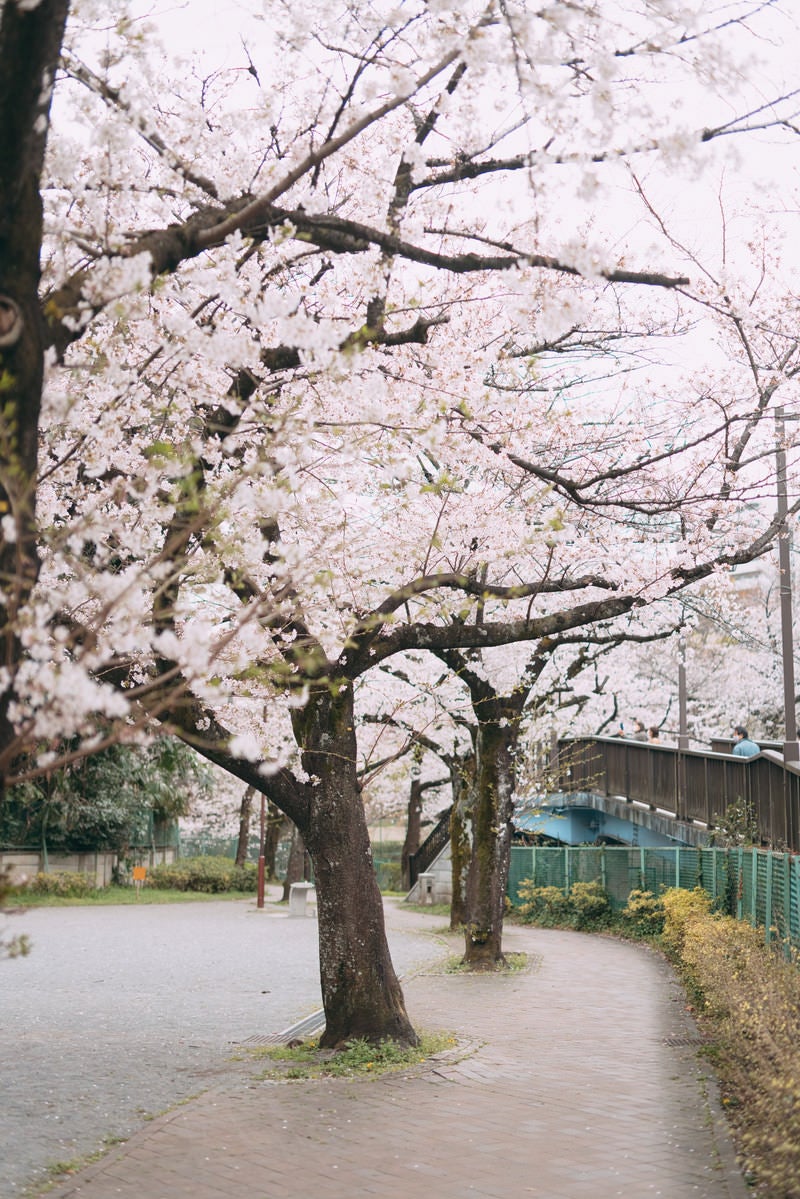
xmin=1 ymin=893 xmax=448 ymax=1197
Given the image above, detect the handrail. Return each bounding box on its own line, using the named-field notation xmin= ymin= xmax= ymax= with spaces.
xmin=556 ymin=736 xmax=800 ymax=852
xmin=407 ymin=806 xmax=453 ymax=887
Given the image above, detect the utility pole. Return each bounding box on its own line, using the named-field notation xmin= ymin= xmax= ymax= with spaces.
xmin=775 ymin=407 xmax=800 ymax=763
xmin=677 ymin=635 xmax=689 ymax=751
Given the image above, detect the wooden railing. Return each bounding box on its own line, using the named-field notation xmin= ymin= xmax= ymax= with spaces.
xmin=557 ymin=737 xmax=800 ymax=852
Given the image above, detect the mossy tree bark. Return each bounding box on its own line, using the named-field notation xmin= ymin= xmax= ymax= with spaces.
xmin=163 ymin=676 xmax=418 ymax=1048
xmin=449 ymin=748 xmax=476 ymax=930
xmin=435 ymin=649 xmax=532 ymax=966
xmin=461 ymin=702 xmax=523 ymax=966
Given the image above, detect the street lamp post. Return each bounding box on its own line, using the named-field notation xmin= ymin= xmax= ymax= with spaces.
xmin=775 ymin=407 xmax=800 ymax=763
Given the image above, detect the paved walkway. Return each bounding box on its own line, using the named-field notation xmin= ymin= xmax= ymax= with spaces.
xmin=2 ymin=890 xmax=448 ymax=1196
xmin=38 ymin=914 xmax=746 ymax=1199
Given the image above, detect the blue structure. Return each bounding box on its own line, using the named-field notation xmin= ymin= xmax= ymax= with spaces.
xmin=515 ymin=788 xmax=707 ymax=849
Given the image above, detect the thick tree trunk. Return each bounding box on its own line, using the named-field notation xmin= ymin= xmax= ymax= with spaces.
xmin=293 ymin=680 xmax=417 ymax=1047
xmin=462 ymin=714 xmax=518 ymax=966
xmin=235 ymin=784 xmax=255 ymax=865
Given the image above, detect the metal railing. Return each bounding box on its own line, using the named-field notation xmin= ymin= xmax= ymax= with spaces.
xmin=407 ymin=806 xmax=452 ymax=888
xmin=557 ymin=736 xmax=800 ymax=851
xmin=508 ymin=843 xmax=800 ymax=951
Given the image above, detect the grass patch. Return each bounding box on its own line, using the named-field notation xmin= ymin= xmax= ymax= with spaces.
xmin=439 ymin=950 xmax=530 ymax=974
xmin=24 ymin=1135 xmax=129 ymax=1196
xmin=403 ymin=901 xmax=452 ymax=919
xmin=249 ymin=1030 xmax=459 ymax=1081
xmin=5 ymin=886 xmax=258 ymax=908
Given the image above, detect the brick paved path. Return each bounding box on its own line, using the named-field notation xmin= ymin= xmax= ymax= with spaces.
xmin=42 ymin=921 xmax=747 ymax=1199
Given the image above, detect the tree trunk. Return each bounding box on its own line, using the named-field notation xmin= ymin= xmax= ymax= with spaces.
xmin=293 ymin=680 xmax=417 ymax=1047
xmin=0 ymin=2 xmax=69 ymax=777
xmin=281 ymin=822 xmax=306 ymax=901
xmin=449 ymin=751 xmax=474 ymax=930
xmin=164 ymin=681 xmax=416 ymax=1047
xmin=235 ymin=784 xmax=255 ymax=865
xmin=462 ymin=712 xmax=518 ymax=966
xmin=263 ymin=800 xmax=284 ymax=878
xmin=401 ymin=746 xmax=423 ymax=890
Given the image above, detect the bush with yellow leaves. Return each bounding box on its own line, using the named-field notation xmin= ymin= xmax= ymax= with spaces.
xmin=516 ymin=878 xmax=612 ymax=930
xmin=665 ymin=887 xmax=800 ymax=1197
xmin=660 ymin=885 xmax=713 ymax=957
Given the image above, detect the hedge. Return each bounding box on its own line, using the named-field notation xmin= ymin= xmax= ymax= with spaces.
xmin=146 ymin=856 xmax=257 ymax=893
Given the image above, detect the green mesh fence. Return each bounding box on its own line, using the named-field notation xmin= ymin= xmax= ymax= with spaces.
xmin=509 ymin=845 xmax=800 ymax=949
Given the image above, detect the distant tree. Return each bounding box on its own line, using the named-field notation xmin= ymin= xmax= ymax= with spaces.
xmin=234 ymin=785 xmax=255 ymax=866
xmin=400 ymin=746 xmax=449 ymax=890
xmin=0 ymin=739 xmax=211 ymax=856
xmin=235 ymin=786 xmax=286 ymax=874
xmin=281 ymin=824 xmax=308 ymax=901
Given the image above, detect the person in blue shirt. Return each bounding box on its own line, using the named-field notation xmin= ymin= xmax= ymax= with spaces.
xmin=732 ymin=726 xmax=760 ymax=757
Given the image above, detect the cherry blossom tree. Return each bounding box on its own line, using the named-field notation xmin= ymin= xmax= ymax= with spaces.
xmin=3 ymin=0 xmax=800 ymax=1042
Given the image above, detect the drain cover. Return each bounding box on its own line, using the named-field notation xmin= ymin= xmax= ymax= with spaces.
xmin=233 ymin=1008 xmax=326 ymax=1047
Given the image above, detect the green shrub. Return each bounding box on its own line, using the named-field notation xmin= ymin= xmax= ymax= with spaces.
xmin=230 ymin=861 xmax=258 ymax=891
xmin=516 ymin=881 xmax=569 ymax=925
xmin=146 ymin=856 xmax=257 ymax=893
xmin=567 ymin=880 xmax=612 ymax=928
xmin=516 ymin=878 xmax=611 ymax=930
xmin=620 ymin=889 xmax=665 ymax=938
xmin=26 ymin=871 xmax=97 ymax=897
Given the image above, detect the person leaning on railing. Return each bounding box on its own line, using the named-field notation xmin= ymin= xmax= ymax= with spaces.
xmin=732 ymin=725 xmax=760 ymax=758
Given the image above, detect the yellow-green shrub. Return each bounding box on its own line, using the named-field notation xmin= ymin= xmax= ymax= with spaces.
xmin=620 ymin=889 xmax=665 ymax=937
xmin=567 ymin=880 xmax=612 ymax=927
xmin=516 ymin=882 xmax=568 ymax=925
xmin=674 ymin=905 xmax=800 ymax=1195
xmin=516 ymin=879 xmax=610 ymax=930
xmin=147 ymin=856 xmax=257 ymax=893
xmin=660 ymin=885 xmax=712 ymax=958
xmin=26 ymin=871 xmax=97 ymax=897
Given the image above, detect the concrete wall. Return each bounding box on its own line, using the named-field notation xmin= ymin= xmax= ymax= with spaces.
xmin=406 ymin=844 xmax=452 ymax=903
xmin=0 ymin=847 xmax=178 ymax=888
